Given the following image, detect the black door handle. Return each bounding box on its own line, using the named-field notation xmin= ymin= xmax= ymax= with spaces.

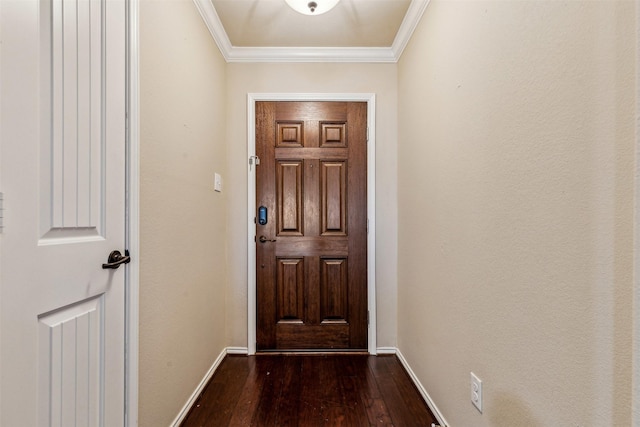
xmin=258 ymin=236 xmax=277 ymax=243
xmin=102 ymin=250 xmax=131 ymax=269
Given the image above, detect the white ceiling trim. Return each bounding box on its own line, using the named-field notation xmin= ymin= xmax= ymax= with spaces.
xmin=391 ymin=0 xmax=430 ymax=60
xmin=192 ymin=0 xmax=429 ymax=63
xmin=225 ymin=46 xmax=397 ymax=63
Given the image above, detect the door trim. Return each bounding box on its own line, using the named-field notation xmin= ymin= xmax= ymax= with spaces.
xmin=247 ymin=93 xmax=377 ymax=355
xmin=634 ymin=1 xmax=640 ymax=424
xmin=126 ymin=0 xmax=140 ymax=425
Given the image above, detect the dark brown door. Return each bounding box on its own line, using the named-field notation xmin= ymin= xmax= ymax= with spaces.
xmin=256 ymin=101 xmax=368 ymax=351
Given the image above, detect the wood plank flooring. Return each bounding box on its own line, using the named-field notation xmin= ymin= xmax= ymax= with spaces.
xmin=180 ymin=354 xmax=438 ymax=427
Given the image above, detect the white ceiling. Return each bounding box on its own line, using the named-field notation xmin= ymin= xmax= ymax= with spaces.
xmin=194 ymin=0 xmax=429 ymax=62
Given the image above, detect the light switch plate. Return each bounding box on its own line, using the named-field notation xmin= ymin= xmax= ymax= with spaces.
xmin=214 ymin=173 xmax=222 ymax=192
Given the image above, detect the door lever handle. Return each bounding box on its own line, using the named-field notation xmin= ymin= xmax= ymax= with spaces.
xmin=258 ymin=236 xmax=277 ymax=243
xmin=102 ymin=250 xmax=131 ymax=269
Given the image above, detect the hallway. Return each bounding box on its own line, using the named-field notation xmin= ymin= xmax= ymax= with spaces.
xmin=180 ymin=355 xmax=438 ymax=426
xmin=138 ymin=1 xmax=638 ymax=425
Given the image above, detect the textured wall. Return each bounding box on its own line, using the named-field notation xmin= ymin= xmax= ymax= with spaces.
xmin=139 ymin=1 xmax=228 ymax=425
xmin=225 ymin=63 xmax=399 ymax=350
xmin=397 ymin=1 xmax=635 ymax=425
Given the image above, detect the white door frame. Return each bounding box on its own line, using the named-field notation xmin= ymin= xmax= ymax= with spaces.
xmin=247 ymin=93 xmax=377 ymax=355
xmin=634 ymin=1 xmax=640 ymax=424
xmin=126 ymin=0 xmax=140 ymax=425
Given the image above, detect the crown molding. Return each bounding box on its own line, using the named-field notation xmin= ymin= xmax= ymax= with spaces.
xmin=193 ymin=0 xmax=429 ymax=63
xmin=226 ymin=46 xmax=397 ymax=63
xmin=192 ymin=0 xmax=233 ymax=61
xmin=392 ymin=0 xmax=430 ymax=60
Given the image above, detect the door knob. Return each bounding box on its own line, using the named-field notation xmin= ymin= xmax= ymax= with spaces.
xmin=258 ymin=236 xmax=277 ymax=243
xmin=102 ymin=250 xmax=131 ymax=269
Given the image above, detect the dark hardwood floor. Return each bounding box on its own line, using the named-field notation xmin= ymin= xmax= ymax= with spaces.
xmin=180 ymin=354 xmax=438 ymax=426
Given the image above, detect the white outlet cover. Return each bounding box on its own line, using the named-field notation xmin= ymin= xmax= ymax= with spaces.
xmin=471 ymin=372 xmax=483 ymax=413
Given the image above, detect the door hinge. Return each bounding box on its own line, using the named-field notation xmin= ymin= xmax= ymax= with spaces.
xmin=367 ymin=310 xmax=370 ymax=326
xmin=249 ymin=155 xmax=260 ymax=170
xmin=366 ymin=127 xmax=369 ymax=142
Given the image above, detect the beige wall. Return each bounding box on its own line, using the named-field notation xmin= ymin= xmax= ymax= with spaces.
xmin=397 ymin=1 xmax=635 ymax=426
xmin=225 ymin=63 xmax=399 ymax=349
xmin=139 ymin=1 xmax=228 ymax=425
xmin=138 ymin=1 xmax=637 ymax=424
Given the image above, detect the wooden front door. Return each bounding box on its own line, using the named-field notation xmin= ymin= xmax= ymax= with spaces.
xmin=256 ymin=101 xmax=368 ymax=351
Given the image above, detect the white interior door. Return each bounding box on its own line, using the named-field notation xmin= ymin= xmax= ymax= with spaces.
xmin=0 ymin=0 xmax=127 ymax=425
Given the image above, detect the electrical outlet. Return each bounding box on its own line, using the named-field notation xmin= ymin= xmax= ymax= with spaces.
xmin=471 ymin=372 xmax=482 ymax=413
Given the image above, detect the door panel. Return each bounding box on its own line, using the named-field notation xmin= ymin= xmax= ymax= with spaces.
xmin=276 ymin=257 xmax=305 ymax=321
xmin=38 ymin=296 xmax=103 ymax=427
xmin=320 ymin=258 xmax=348 ymax=321
xmin=277 ymin=161 xmax=304 ymax=235
xmin=256 ymin=101 xmax=367 ymax=351
xmin=321 ymin=161 xmax=347 ymax=235
xmin=0 ymin=0 xmax=127 ymax=425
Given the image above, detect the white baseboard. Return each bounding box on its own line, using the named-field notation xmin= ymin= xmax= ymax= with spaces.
xmin=227 ymin=346 xmax=249 ymax=355
xmin=376 ymin=346 xmax=397 ymax=355
xmin=395 ymin=348 xmax=449 ymax=427
xmin=170 ymin=347 xmax=239 ymax=426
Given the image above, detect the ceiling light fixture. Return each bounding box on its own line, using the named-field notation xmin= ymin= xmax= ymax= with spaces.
xmin=285 ymin=0 xmax=340 ymax=15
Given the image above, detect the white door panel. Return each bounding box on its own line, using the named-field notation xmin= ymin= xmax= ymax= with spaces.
xmin=38 ymin=296 xmax=102 ymax=427
xmin=1 ymin=0 xmax=127 ymax=425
